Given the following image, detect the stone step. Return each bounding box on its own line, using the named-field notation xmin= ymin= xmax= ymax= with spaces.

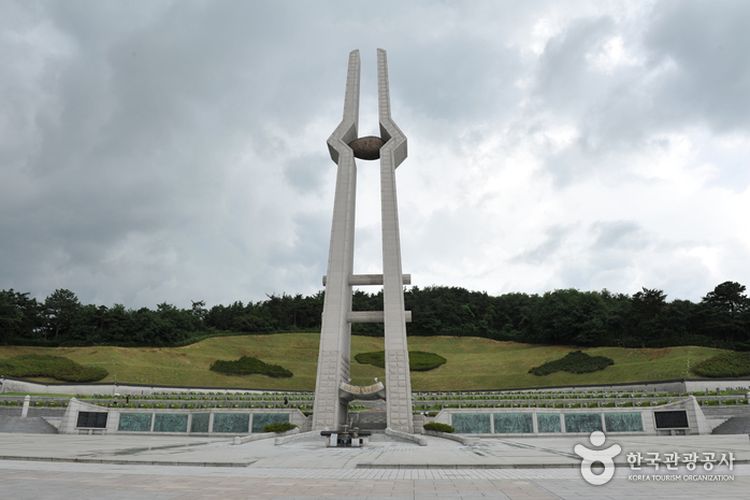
xmin=349 ymin=411 xmax=387 ymax=430
xmin=711 ymin=416 xmax=750 ymax=435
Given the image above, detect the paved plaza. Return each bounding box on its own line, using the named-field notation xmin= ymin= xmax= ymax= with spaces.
xmin=1 ymin=432 xmax=749 ymax=498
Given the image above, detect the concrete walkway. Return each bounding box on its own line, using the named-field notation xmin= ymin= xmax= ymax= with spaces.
xmin=2 ymin=433 xmax=750 ymax=468
xmin=2 ymin=433 xmax=749 ymax=498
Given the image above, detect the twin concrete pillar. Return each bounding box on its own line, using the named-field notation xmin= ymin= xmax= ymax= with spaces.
xmin=312 ymin=49 xmax=414 ymax=433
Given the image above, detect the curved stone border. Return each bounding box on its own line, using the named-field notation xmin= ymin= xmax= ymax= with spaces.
xmin=423 ymin=430 xmax=475 ymax=445
xmin=274 ymin=430 xmax=323 ymax=446
xmin=385 ymin=427 xmax=427 ymax=446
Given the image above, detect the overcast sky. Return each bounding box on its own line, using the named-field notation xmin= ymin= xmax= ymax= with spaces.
xmin=2 ymin=0 xmax=749 ymax=308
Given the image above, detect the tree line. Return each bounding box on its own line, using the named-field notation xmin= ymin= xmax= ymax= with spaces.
xmin=1 ymin=281 xmax=748 ymax=350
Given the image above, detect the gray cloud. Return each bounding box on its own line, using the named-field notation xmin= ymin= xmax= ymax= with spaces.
xmin=534 ymin=1 xmax=750 ymax=166
xmin=645 ymin=0 xmax=750 ymax=132
xmin=1 ymin=0 xmax=749 ymax=306
xmin=512 ymin=225 xmax=573 ymax=264
xmin=534 ymin=16 xmax=616 ymax=116
xmin=284 ymin=154 xmax=329 ymax=194
xmin=591 ymin=221 xmax=645 ymax=251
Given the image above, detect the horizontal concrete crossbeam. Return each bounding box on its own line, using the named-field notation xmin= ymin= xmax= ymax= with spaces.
xmin=348 ymin=311 xmax=412 ymax=323
xmin=322 ymin=273 xmax=411 ymax=286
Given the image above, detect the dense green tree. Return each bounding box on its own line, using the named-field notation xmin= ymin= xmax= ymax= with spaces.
xmin=206 ymin=301 xmax=245 ymax=331
xmin=0 ymin=290 xmax=24 ymax=341
xmin=43 ymin=289 xmax=81 ymax=340
xmin=627 ymin=288 xmax=668 ymax=346
xmin=0 ymin=291 xmax=41 ymax=342
xmin=632 ymin=288 xmax=667 ymax=316
xmin=534 ymin=290 xmax=608 ymax=345
xmin=2 ymin=281 xmax=749 ymax=349
xmin=104 ymin=304 xmax=132 ymax=342
xmin=700 ymin=281 xmax=750 ymax=344
xmin=490 ymin=292 xmax=540 ymax=341
xmin=190 ymin=300 xmax=207 ymax=322
xmin=702 ymin=281 xmax=749 ymax=317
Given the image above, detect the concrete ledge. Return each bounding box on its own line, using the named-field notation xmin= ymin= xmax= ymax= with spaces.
xmin=274 ymin=430 xmax=321 ymax=445
xmin=234 ymin=428 xmax=302 ymax=445
xmin=385 ymin=427 xmax=427 ymax=446
xmin=423 ymin=430 xmax=475 ymax=445
xmin=232 ymin=432 xmax=273 ymax=445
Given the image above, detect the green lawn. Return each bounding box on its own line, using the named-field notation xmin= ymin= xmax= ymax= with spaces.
xmin=0 ymin=334 xmax=728 ymax=391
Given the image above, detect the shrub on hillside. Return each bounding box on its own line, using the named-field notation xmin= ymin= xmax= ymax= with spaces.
xmin=423 ymin=422 xmax=454 ymax=433
xmin=0 ymin=355 xmax=108 ymax=382
xmin=210 ymin=356 xmax=293 ymax=378
xmin=263 ymin=422 xmax=297 ymax=433
xmin=354 ymin=351 xmax=447 ymax=371
xmin=691 ymin=352 xmax=750 ymax=378
xmin=529 ymin=351 xmax=614 ymax=376
xmin=354 ymin=351 xmax=386 ymax=368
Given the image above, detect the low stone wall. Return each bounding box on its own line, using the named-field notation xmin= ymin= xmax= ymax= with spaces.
xmin=5 ymin=376 xmax=750 ymax=398
xmin=685 ymin=380 xmax=750 ymax=392
xmin=514 ymin=380 xmax=688 ymax=394
xmin=480 ymin=379 xmax=750 ymax=394
xmin=385 ymin=427 xmax=427 ymax=446
xmin=0 ymin=377 xmax=274 ymax=396
xmin=58 ymin=398 xmax=308 ymax=435
xmin=432 ymin=397 xmax=709 ymax=436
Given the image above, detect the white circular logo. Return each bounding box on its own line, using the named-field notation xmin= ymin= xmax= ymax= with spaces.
xmin=573 ymin=431 xmax=622 ymax=486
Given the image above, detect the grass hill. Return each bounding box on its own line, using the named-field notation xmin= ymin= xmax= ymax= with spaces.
xmin=0 ymin=333 xmax=728 ymax=391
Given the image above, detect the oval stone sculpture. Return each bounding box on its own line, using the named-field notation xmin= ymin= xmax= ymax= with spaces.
xmin=348 ymin=135 xmax=385 ymax=160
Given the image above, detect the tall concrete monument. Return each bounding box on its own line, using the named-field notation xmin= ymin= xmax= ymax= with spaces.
xmin=312 ymin=49 xmax=414 ymax=433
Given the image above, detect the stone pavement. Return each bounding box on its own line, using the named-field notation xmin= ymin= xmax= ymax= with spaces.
xmin=1 ymin=432 xmax=749 ymax=498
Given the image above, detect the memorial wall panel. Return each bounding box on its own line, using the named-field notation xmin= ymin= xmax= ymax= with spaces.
xmin=564 ymin=413 xmax=602 ymax=433
xmin=190 ymin=413 xmax=210 ymax=433
xmin=451 ymin=413 xmax=491 ymax=433
xmin=118 ymin=413 xmax=153 ymax=432
xmin=493 ymin=413 xmax=533 ymax=433
xmin=212 ymin=413 xmax=249 ymax=433
xmin=605 ymin=412 xmax=643 ymax=432
xmin=537 ymin=413 xmax=562 ymax=433
xmin=153 ymin=413 xmax=188 ymax=433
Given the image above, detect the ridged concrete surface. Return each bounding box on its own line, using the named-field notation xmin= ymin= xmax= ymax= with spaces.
xmin=0 ymin=416 xmax=58 ymax=434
